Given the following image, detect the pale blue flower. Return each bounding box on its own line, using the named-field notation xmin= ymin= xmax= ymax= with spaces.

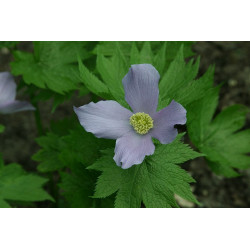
xmin=0 ymin=72 xmax=35 ymax=114
xmin=74 ymin=64 xmax=186 ymax=169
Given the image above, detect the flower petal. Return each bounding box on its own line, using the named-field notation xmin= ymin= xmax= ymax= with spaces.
xmin=151 ymin=100 xmax=187 ymax=144
xmin=74 ymin=100 xmax=133 ymax=139
xmin=122 ymin=64 xmax=160 ymax=116
xmin=0 ymin=101 xmax=35 ymax=114
xmin=114 ymin=131 xmax=155 ymax=169
xmin=0 ymin=72 xmax=16 ymax=104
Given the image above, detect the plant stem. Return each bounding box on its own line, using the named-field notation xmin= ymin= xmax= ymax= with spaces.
xmin=33 ymin=103 xmax=44 ymax=136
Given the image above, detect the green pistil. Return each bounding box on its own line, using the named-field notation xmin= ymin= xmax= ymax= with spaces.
xmin=129 ymin=112 xmax=154 ymax=135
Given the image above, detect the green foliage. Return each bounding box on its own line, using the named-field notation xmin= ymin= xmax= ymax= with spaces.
xmin=93 ymin=41 xmax=133 ymax=56
xmin=32 ymin=133 xmax=66 ymax=173
xmin=78 ymin=56 xmax=111 ymax=99
xmin=153 ymin=42 xmax=167 ymax=75
xmin=88 ymin=134 xmax=201 ymax=208
xmin=33 ymin=120 xmax=114 ymax=207
xmin=159 ymin=47 xmax=199 ymax=99
xmin=163 ymin=41 xmax=194 ymax=68
xmin=11 ymin=42 xmax=91 ymax=94
xmin=79 ymin=42 xmax=195 ymax=107
xmin=0 ymin=154 xmax=3 ymax=168
xmin=89 ymin=42 xmax=212 ymax=113
xmin=187 ymin=88 xmax=250 ymax=177
xmin=96 ymin=45 xmax=128 ymax=103
xmin=154 ymin=45 xmax=218 ymax=124
xmin=59 ymin=164 xmax=114 ymax=208
xmin=0 ymin=159 xmax=53 ymax=208
xmin=4 ymin=41 xmax=249 ymax=208
xmin=17 ymin=72 xmax=89 ymax=114
xmin=0 ymin=124 xmax=5 ymax=134
xmin=160 ymin=46 xmax=250 ymax=177
xmin=0 ymin=41 xmax=19 ymax=49
xmin=33 ymin=123 xmax=114 ymax=173
xmin=60 ymin=126 xmax=114 ymax=167
xmin=33 ymin=89 xmax=75 ymax=113
xmin=94 ymin=41 xmax=194 ymax=70
xmin=151 ymin=44 xmax=250 ymax=176
xmin=139 ymin=41 xmax=154 ymax=64
xmin=79 ymin=44 xmax=129 ymax=107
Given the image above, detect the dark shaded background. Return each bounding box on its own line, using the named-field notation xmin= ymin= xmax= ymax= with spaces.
xmin=0 ymin=42 xmax=249 ymax=207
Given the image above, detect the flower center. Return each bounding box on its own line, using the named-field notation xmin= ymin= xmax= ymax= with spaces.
xmin=129 ymin=112 xmax=154 ymax=135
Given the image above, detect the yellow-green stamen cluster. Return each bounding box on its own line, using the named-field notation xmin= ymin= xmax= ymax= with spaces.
xmin=129 ymin=112 xmax=154 ymax=135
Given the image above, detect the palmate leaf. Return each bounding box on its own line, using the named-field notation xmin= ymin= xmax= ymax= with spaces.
xmin=0 ymin=162 xmax=53 ymax=208
xmin=96 ymin=45 xmax=128 ymax=102
xmin=33 ymin=123 xmax=113 ymax=173
xmin=139 ymin=41 xmax=154 ymax=64
xmin=157 ymin=45 xmax=216 ymax=111
xmin=156 ymin=46 xmax=250 ymax=177
xmin=32 ymin=133 xmax=66 ymax=173
xmin=163 ymin=41 xmax=194 ymax=68
xmin=79 ymin=43 xmax=129 ymax=107
xmin=32 ymin=121 xmax=115 ymax=207
xmin=153 ymin=42 xmax=167 ymax=76
xmin=60 ymin=126 xmax=114 ymax=167
xmin=59 ymin=164 xmax=114 ymax=208
xmin=97 ymin=41 xmax=194 ymax=86
xmin=88 ymin=134 xmax=201 ymax=208
xmin=31 ymin=119 xmax=85 ymax=173
xmin=124 ymin=42 xmax=204 ymax=109
xmin=78 ymin=57 xmax=111 ymax=99
xmin=94 ymin=41 xmax=194 ymax=69
xmin=57 ymin=127 xmax=114 ymax=208
xmin=158 ymin=45 xmax=199 ymax=107
xmin=130 ymin=42 xmax=195 ymax=81
xmin=187 ymin=88 xmax=250 ymax=177
xmin=11 ymin=41 xmax=91 ymax=94
xmin=78 ymin=42 xmax=195 ymax=104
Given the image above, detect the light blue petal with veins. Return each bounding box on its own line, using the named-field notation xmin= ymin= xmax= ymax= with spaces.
xmin=114 ymin=131 xmax=155 ymax=169
xmin=74 ymin=100 xmax=133 ymax=140
xmin=151 ymin=100 xmax=187 ymax=144
xmin=122 ymin=64 xmax=160 ymax=116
